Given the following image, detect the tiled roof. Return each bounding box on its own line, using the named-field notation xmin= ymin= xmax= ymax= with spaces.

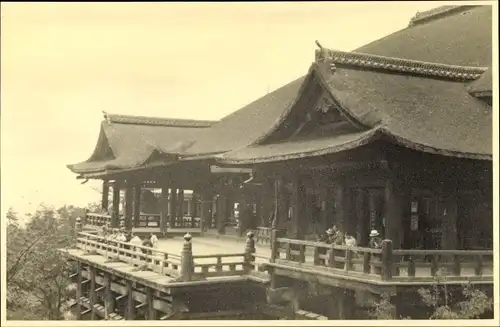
xmin=67 ymin=114 xmax=210 ymax=174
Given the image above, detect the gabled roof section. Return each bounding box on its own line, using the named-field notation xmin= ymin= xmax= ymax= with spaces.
xmin=181 ymin=76 xmax=306 ymax=157
xmin=356 ymin=5 xmax=492 ymax=67
xmin=314 ymin=48 xmax=492 ymax=159
xmin=67 ymin=114 xmax=215 ymax=175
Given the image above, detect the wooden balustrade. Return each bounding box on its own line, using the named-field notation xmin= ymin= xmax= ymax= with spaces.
xmin=85 ymin=212 xmax=203 ymax=229
xmin=169 ymin=216 xmax=201 ymax=228
xmin=74 ymin=231 xmax=257 ymax=282
xmin=76 ymin=232 xmax=181 ymax=277
xmin=137 ymin=213 xmax=161 ymax=228
xmin=272 ymin=236 xmax=494 ymax=282
xmin=85 ymin=213 xmax=112 ymax=227
xmin=252 ymin=227 xmax=274 ymax=247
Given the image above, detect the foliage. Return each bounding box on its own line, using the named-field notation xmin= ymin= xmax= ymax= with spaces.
xmin=370 ymin=269 xmax=493 ymax=320
xmin=6 ymin=204 xmax=85 ymax=320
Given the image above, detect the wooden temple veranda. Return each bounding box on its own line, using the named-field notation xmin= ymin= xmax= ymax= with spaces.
xmin=63 ymin=5 xmax=495 ymax=320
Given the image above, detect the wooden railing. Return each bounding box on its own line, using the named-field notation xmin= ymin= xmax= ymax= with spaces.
xmin=271 ymin=232 xmax=493 ymax=283
xmin=76 ymin=232 xmax=182 ymax=277
xmin=137 ymin=214 xmax=160 ymax=227
xmin=84 ymin=212 xmax=202 ymax=229
xmin=170 ymin=216 xmax=201 ymax=228
xmin=73 ymin=231 xmax=257 ymax=281
xmin=85 ymin=213 xmax=112 ymax=227
xmin=253 ymin=227 xmax=273 ymax=247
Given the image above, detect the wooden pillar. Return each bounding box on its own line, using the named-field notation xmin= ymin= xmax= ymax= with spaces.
xmin=103 ymin=272 xmax=115 ymax=319
xmin=200 ymin=192 xmax=211 ymax=232
xmin=178 ymin=189 xmax=185 ymax=226
xmin=169 ymin=188 xmax=177 ymax=228
xmin=355 ymin=188 xmax=369 ymax=246
xmin=384 ymin=175 xmax=403 ymax=249
xmin=191 ymin=192 xmax=198 ymax=218
xmin=160 ymin=184 xmax=169 ymax=235
xmin=124 ymin=184 xmax=133 ymax=231
xmin=133 ymin=184 xmax=141 ymax=228
xmin=102 ymin=181 xmax=109 ymax=212
xmin=190 ymin=192 xmax=197 ymax=227
xmin=272 ymin=177 xmax=288 ymax=230
xmin=146 ymin=287 xmax=156 ymax=320
xmin=261 ymin=180 xmax=273 ymax=227
xmin=254 ymin=192 xmax=262 ymax=227
xmin=323 ymin=186 xmax=335 ymax=229
xmin=440 ymin=196 xmax=458 ymax=250
xmin=333 ymin=180 xmax=345 ymax=232
xmin=76 ymin=262 xmax=83 ymax=320
xmin=290 ymin=175 xmax=306 ymax=239
xmin=126 ymin=281 xmax=135 ymax=320
xmin=216 ymin=195 xmax=227 ymax=235
xmin=111 ymin=184 xmax=120 ymax=228
xmin=89 ymin=267 xmax=97 ymax=320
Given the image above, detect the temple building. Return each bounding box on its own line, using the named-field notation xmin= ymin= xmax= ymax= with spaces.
xmin=68 ymin=4 xmax=492 ymax=250
xmin=64 ymin=5 xmax=494 ymax=320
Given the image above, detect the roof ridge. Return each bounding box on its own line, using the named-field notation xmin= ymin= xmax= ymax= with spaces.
xmin=315 ymin=48 xmax=488 ymax=81
xmin=105 ymin=113 xmax=216 ymax=128
xmin=408 ymin=5 xmax=479 ymax=27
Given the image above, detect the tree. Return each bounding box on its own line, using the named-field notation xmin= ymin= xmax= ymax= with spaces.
xmin=370 ymin=271 xmax=493 ymax=320
xmin=6 ymin=204 xmax=81 ymax=320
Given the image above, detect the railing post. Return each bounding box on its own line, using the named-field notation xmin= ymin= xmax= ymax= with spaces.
xmin=270 ymin=229 xmax=279 ymax=263
xmin=244 ymin=231 xmax=256 ymax=273
xmin=381 ymin=240 xmax=393 ymax=281
xmin=180 ymin=233 xmax=193 ymax=281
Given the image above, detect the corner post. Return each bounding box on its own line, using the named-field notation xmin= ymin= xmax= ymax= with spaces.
xmin=381 ymin=239 xmax=393 ymax=281
xmin=180 ymin=233 xmax=193 ymax=281
xmin=244 ymin=231 xmax=256 ymax=273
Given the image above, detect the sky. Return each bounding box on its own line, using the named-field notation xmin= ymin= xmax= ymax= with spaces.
xmin=1 ymin=1 xmax=450 ymax=219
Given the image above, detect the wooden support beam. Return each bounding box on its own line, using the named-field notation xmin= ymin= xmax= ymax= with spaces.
xmin=333 ymin=180 xmax=345 ymax=232
xmin=178 ymin=189 xmax=185 ymax=224
xmin=441 ymin=196 xmax=459 ymax=251
xmin=216 ymin=195 xmax=227 ymax=235
xmin=102 ymin=181 xmax=109 ymax=212
xmin=111 ymin=184 xmax=121 ymax=228
xmin=290 ymin=175 xmax=306 ymax=239
xmin=160 ymin=184 xmax=169 ymax=235
xmin=169 ymin=188 xmax=177 ymax=228
xmin=200 ymin=192 xmax=211 ymax=233
xmin=104 ymin=272 xmax=115 ymax=319
xmin=146 ymin=287 xmax=156 ymax=320
xmin=135 ymin=303 xmax=147 ymax=310
xmin=81 ymin=308 xmax=92 ymax=316
xmin=272 ymin=177 xmax=288 ymax=230
xmin=89 ymin=267 xmax=97 ymax=320
xmin=355 ymin=188 xmax=369 ymax=246
xmin=126 ymin=281 xmax=136 ymax=320
xmin=124 ymin=184 xmax=133 ymax=231
xmin=190 ymin=192 xmax=197 ymax=227
xmin=133 ymin=184 xmax=141 ymax=228
xmin=76 ymin=262 xmax=83 ymax=320
xmin=384 ymin=175 xmax=402 ymax=249
xmin=261 ymin=180 xmax=273 ymax=227
xmin=323 ymin=186 xmax=335 ymax=230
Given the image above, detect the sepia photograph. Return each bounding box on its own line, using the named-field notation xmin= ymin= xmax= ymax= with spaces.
xmin=1 ymin=1 xmax=497 ymax=324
